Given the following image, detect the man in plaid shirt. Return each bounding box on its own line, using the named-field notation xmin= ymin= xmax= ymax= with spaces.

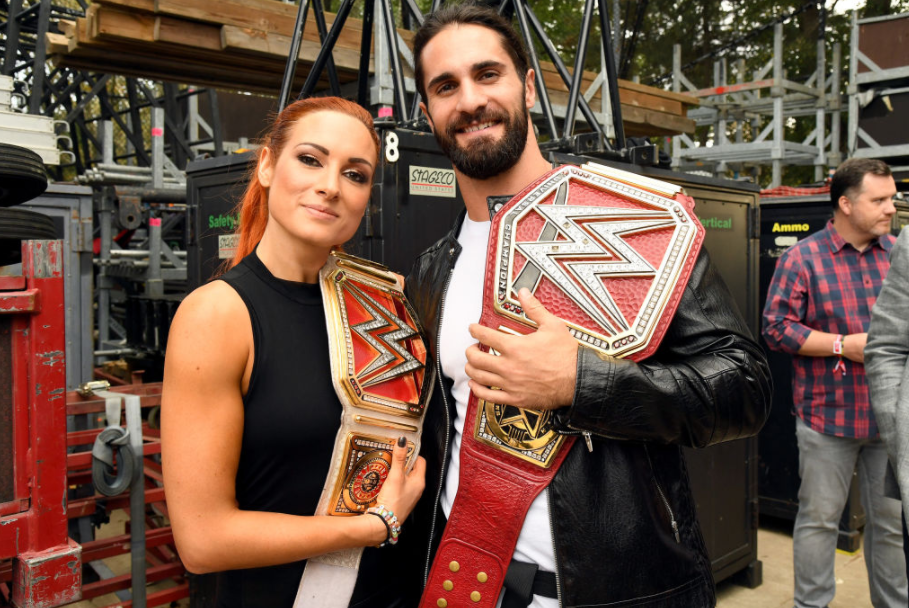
xmin=763 ymin=158 xmax=907 ymax=608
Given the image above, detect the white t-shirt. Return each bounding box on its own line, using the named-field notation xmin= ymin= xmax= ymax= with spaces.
xmin=439 ymin=216 xmax=559 ymax=608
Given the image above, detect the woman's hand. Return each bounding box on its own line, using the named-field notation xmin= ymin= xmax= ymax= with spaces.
xmin=375 ymin=436 xmax=426 ymax=525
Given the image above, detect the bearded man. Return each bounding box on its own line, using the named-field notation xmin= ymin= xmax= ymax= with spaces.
xmin=387 ymin=3 xmax=772 ymax=607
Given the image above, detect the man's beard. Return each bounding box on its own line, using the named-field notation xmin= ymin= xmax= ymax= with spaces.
xmin=434 ymin=106 xmax=528 ymax=180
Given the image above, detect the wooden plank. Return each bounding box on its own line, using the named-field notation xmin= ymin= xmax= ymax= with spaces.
xmin=81 ymin=9 xmax=323 ymax=77
xmin=537 ymin=66 xmax=688 ymax=115
xmin=153 ymin=0 xmax=410 ymax=47
xmin=95 ymin=0 xmax=157 ymax=13
xmin=90 ymin=6 xmax=222 ymax=53
xmin=154 ymin=15 xmax=222 ymax=51
xmin=617 ymin=78 xmax=698 ymax=107
xmin=220 ymin=25 xmax=370 ymax=74
xmin=45 ymin=32 xmax=69 ymax=55
xmin=618 ymin=87 xmax=683 ymax=116
xmin=92 ymin=4 xmax=156 ymax=42
xmin=156 ymin=0 xmax=309 ymax=37
xmin=621 ymin=105 xmax=695 ymax=136
xmin=57 ymin=19 xmax=76 ymax=37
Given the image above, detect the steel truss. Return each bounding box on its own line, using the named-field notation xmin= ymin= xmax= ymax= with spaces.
xmin=283 ymin=0 xmax=644 ymax=160
xmin=671 ymin=19 xmax=842 ymax=187
xmin=847 ymin=11 xmax=909 ymax=175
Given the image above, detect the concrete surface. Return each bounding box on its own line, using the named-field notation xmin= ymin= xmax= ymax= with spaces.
xmin=717 ymin=517 xmax=874 ymax=608
xmin=64 ymin=513 xmax=880 ymax=607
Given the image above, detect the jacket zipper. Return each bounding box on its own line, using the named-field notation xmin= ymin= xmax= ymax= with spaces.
xmin=423 ymin=252 xmax=455 ymax=584
xmin=547 ymin=488 xmax=564 ymax=607
xmin=644 ymin=446 xmax=680 ymax=543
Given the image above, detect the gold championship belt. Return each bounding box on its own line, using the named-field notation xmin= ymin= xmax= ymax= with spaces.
xmin=420 ymin=163 xmax=705 ymax=608
xmin=294 ymin=252 xmax=434 ymax=608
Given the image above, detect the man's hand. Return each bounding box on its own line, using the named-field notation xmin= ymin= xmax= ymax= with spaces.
xmin=843 ymin=332 xmax=867 ymax=363
xmin=465 ymin=288 xmax=578 ymax=410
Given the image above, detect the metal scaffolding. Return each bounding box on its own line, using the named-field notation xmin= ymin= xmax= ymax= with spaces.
xmin=847 ymin=11 xmax=909 ymax=176
xmin=671 ymin=22 xmax=842 ymax=187
xmin=1 ymin=0 xmax=228 ymax=176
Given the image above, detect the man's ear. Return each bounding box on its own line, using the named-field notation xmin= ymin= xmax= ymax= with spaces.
xmin=838 ymin=195 xmax=852 ymax=216
xmin=258 ymin=147 xmax=274 ymax=188
xmin=419 ymin=101 xmax=435 ymax=133
xmin=524 ymin=68 xmax=537 ymax=110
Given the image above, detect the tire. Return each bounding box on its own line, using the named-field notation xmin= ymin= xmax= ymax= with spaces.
xmin=0 ymin=144 xmax=48 ymax=207
xmin=0 ymin=207 xmax=58 ymax=266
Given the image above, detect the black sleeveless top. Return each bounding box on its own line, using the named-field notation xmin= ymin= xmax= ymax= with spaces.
xmin=216 ymin=251 xmax=339 ymax=607
xmin=214 ymin=252 xmax=417 ymax=608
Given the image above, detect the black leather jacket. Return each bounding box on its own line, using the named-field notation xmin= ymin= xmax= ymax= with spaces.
xmin=402 ymin=211 xmax=772 ymax=608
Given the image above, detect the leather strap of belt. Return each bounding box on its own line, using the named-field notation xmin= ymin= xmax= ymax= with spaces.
xmin=294 ymin=252 xmax=433 ymax=608
xmin=422 ymin=391 xmax=574 ymax=608
xmin=419 ymin=164 xmax=704 ymax=608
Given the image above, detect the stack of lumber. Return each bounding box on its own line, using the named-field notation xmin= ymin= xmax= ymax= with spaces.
xmin=48 ymin=0 xmax=372 ymax=93
xmin=47 ymin=0 xmax=696 ymax=136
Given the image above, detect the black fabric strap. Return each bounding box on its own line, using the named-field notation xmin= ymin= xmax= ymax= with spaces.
xmin=501 ymin=560 xmax=558 ymax=608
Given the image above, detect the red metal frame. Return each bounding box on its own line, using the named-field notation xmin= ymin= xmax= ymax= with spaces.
xmin=0 ymin=241 xmax=81 ymax=608
xmin=0 ymin=241 xmax=187 ymax=608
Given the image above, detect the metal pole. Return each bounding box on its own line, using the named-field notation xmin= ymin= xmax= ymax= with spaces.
xmin=299 ymin=0 xmax=356 ymax=99
xmin=28 ymin=0 xmax=52 ymax=114
xmin=370 ymin=0 xmax=395 ymax=112
xmin=3 ymin=0 xmax=23 ymax=76
xmin=847 ymin=11 xmax=859 ymax=157
xmin=771 ymin=23 xmax=784 ymax=188
xmin=512 ymin=0 xmax=558 ymax=139
xmin=312 ymin=0 xmax=342 ymax=96
xmin=596 ymin=0 xmax=625 ymax=148
xmin=147 ymin=218 xmax=164 ymax=299
xmin=715 ymin=58 xmax=728 ymax=177
xmin=814 ymin=2 xmax=827 ymax=182
xmin=599 ymin=36 xmax=615 ymax=140
xmin=563 ymin=0 xmax=596 ymax=138
xmin=124 ymin=393 xmax=146 ymax=608
xmin=279 ymin=0 xmax=311 ymax=109
xmin=152 ymin=107 xmax=164 ymax=189
xmin=830 ymin=42 xmax=842 ymax=169
xmin=379 ymin=0 xmax=409 ymax=120
xmin=102 ymin=120 xmax=114 ymax=165
xmin=612 ymin=0 xmax=620 ymax=59
xmin=96 ymin=187 xmax=114 ymax=357
xmin=357 ymin=0 xmax=374 ymax=108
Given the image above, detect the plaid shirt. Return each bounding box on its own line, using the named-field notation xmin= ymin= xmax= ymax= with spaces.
xmin=762 ymin=220 xmax=895 ymax=438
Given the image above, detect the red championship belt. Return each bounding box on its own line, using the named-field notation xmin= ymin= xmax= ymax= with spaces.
xmin=420 ymin=163 xmax=705 ymax=608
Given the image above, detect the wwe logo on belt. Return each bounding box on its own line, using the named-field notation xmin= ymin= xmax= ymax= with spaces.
xmin=517 ymin=205 xmax=676 ymax=334
xmin=347 ymin=282 xmax=424 ymax=387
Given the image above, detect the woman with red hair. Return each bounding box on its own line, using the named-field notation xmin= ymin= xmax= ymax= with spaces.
xmin=161 ymin=97 xmax=425 ymax=607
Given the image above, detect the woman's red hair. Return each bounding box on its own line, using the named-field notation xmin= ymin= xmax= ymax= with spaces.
xmin=227 ymin=97 xmax=381 ymax=269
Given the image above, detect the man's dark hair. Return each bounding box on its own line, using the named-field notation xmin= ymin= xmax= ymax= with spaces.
xmin=830 ymin=158 xmax=892 ymax=210
xmin=413 ymin=2 xmax=530 ymax=102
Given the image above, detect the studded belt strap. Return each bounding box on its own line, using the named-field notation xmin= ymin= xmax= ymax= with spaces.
xmin=420 ymin=163 xmax=705 ymax=608
xmin=294 ymin=252 xmax=434 ymax=608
